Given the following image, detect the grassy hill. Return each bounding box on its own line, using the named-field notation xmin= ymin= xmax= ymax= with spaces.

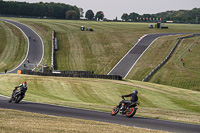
xmin=0 ymin=74 xmax=199 ymax=124
xmin=1 ymin=18 xmax=200 ymax=90
xmin=0 ymin=20 xmax=27 ymax=73
xmin=3 ymin=18 xmax=200 ymax=75
xmin=4 ymin=18 xmax=199 ymax=91
xmin=0 ymin=18 xmax=200 ymax=90
xmin=127 ymin=35 xmax=200 ymax=91
xmin=0 ymin=18 xmax=200 ymax=126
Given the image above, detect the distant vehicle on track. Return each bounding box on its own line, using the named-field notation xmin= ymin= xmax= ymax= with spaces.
xmin=149 ymin=24 xmax=153 ymax=28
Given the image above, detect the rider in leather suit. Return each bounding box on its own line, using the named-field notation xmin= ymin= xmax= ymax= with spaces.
xmin=119 ymin=90 xmax=138 ymax=111
xmin=8 ymin=81 xmax=28 ymax=103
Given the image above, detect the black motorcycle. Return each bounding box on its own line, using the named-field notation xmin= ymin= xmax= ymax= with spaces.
xmin=111 ymin=97 xmax=140 ymax=117
xmin=9 ymin=89 xmax=25 ymax=103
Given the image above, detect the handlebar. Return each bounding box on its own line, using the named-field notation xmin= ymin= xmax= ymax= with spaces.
xmin=120 ymin=95 xmax=125 ymax=100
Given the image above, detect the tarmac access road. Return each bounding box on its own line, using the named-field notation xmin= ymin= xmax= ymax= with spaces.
xmin=0 ymin=95 xmax=200 ymax=133
xmin=108 ymin=33 xmax=188 ymax=78
xmin=0 ymin=19 xmax=44 ymax=74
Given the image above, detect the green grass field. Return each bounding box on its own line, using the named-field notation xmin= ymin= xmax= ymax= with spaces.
xmin=3 ymin=18 xmax=200 ymax=75
xmin=0 ymin=18 xmax=200 ymax=132
xmin=0 ymin=20 xmax=27 ymax=73
xmin=0 ymin=108 xmax=167 ymax=133
xmin=3 ymin=18 xmax=200 ymax=91
xmin=0 ymin=74 xmax=199 ymax=124
xmin=127 ymin=35 xmax=200 ymax=91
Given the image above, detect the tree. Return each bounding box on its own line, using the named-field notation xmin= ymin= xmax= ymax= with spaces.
xmin=95 ymin=11 xmax=104 ymax=21
xmin=0 ymin=1 xmax=80 ymax=19
xmin=128 ymin=12 xmax=140 ymax=21
xmin=65 ymin=10 xmax=78 ymax=20
xmin=79 ymin=8 xmax=84 ymax=17
xmin=85 ymin=9 xmax=94 ymax=20
xmin=121 ymin=13 xmax=128 ymax=21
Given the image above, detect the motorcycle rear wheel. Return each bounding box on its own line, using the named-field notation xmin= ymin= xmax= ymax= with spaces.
xmin=111 ymin=106 xmax=119 ymax=116
xmin=126 ymin=107 xmax=136 ymax=118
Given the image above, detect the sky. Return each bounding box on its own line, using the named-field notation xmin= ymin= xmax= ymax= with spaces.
xmin=3 ymin=0 xmax=200 ymax=19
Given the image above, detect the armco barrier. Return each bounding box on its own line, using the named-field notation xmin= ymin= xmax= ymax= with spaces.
xmin=43 ymin=70 xmax=94 ymax=75
xmin=143 ymin=34 xmax=200 ymax=82
xmin=55 ymin=38 xmax=58 ymax=51
xmin=60 ymin=71 xmax=94 ymax=75
xmin=21 ymin=70 xmax=122 ymax=80
xmin=51 ymin=30 xmax=56 ymax=70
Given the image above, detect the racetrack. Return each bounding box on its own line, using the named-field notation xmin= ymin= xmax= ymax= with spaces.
xmin=0 ymin=95 xmax=199 ymax=133
xmin=0 ymin=19 xmax=199 ymax=132
xmin=108 ymin=33 xmax=187 ymax=78
xmin=0 ymin=19 xmax=44 ymax=73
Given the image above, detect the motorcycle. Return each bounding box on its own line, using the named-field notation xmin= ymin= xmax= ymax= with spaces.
xmin=9 ymin=89 xmax=25 ymax=103
xmin=111 ymin=97 xmax=140 ymax=118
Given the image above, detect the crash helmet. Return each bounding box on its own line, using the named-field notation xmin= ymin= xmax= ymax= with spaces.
xmin=132 ymin=90 xmax=138 ymax=95
xmin=22 ymin=81 xmax=27 ymax=88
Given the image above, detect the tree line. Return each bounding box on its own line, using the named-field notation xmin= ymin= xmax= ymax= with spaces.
xmin=0 ymin=0 xmax=80 ymax=19
xmin=0 ymin=0 xmax=199 ymax=23
xmin=85 ymin=10 xmax=104 ymax=21
xmin=121 ymin=8 xmax=200 ymax=23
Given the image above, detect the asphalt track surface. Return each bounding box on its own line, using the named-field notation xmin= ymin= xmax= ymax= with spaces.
xmin=108 ymin=33 xmax=186 ymax=78
xmin=0 ymin=18 xmax=43 ymax=73
xmin=1 ymin=20 xmax=199 ymax=132
xmin=0 ymin=95 xmax=200 ymax=133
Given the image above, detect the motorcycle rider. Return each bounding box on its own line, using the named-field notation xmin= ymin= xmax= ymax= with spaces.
xmin=8 ymin=81 xmax=28 ymax=103
xmin=119 ymin=90 xmax=138 ymax=112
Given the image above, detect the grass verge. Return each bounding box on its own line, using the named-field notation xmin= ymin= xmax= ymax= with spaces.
xmin=0 ymin=20 xmax=27 ymax=73
xmin=0 ymin=74 xmax=199 ymax=124
xmin=0 ymin=108 xmax=168 ymax=133
xmin=127 ymin=34 xmax=200 ymax=91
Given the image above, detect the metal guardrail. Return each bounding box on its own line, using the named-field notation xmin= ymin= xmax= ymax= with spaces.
xmin=51 ymin=30 xmax=56 ymax=70
xmin=142 ymin=34 xmax=200 ymax=82
xmin=21 ymin=70 xmax=122 ymax=80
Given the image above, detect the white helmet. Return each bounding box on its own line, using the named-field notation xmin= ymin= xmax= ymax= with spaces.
xmin=132 ymin=90 xmax=138 ymax=94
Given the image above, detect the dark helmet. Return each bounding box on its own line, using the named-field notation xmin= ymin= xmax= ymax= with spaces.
xmin=22 ymin=81 xmax=27 ymax=88
xmin=132 ymin=90 xmax=138 ymax=94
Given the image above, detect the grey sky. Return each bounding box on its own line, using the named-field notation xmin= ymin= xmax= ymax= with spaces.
xmin=4 ymin=0 xmax=200 ymax=19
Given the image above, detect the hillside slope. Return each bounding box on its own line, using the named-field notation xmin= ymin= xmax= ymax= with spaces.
xmin=1 ymin=18 xmax=200 ymax=91
xmin=5 ymin=18 xmax=200 ymax=75
xmin=128 ymin=35 xmax=200 ymax=91
xmin=0 ymin=74 xmax=199 ymax=124
xmin=0 ymin=20 xmax=27 ymax=73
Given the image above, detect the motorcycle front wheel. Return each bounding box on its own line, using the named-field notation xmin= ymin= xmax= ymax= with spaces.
xmin=15 ymin=95 xmax=22 ymax=103
xmin=126 ymin=107 xmax=137 ymax=118
xmin=111 ymin=106 xmax=119 ymax=116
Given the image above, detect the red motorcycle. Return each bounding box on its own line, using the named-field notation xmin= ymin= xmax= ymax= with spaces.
xmin=111 ymin=97 xmax=140 ymax=118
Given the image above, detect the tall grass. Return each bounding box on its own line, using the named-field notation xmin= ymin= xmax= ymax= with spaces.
xmin=0 ymin=21 xmax=27 ymax=73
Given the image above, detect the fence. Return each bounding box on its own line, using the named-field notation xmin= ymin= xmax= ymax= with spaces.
xmin=21 ymin=70 xmax=122 ymax=80
xmin=142 ymin=34 xmax=200 ymax=82
xmin=51 ymin=30 xmax=58 ymax=70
